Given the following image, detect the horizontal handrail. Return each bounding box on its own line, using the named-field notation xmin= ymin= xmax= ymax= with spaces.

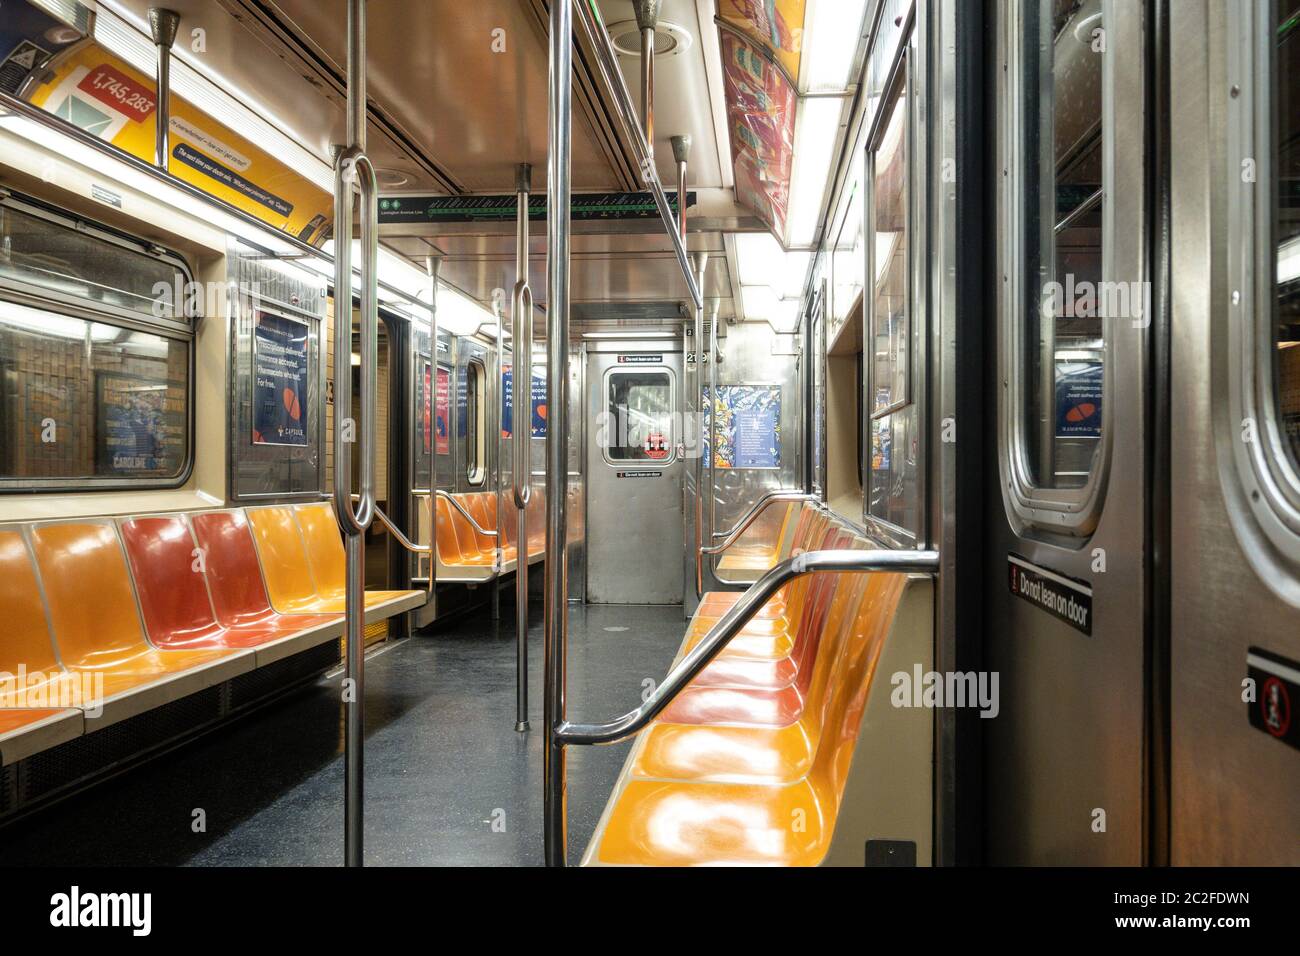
xmin=350 ymin=494 xmax=429 ymax=554
xmin=572 ymin=0 xmax=702 ymax=310
xmin=703 ymin=490 xmax=820 ymax=554
xmin=555 ymin=548 xmax=940 ymax=746
xmin=351 ymin=494 xmax=433 ymax=599
xmin=434 ymin=490 xmax=498 ymax=538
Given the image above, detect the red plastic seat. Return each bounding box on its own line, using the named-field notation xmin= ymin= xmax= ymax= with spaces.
xmin=123 ymin=515 xmax=336 ymax=650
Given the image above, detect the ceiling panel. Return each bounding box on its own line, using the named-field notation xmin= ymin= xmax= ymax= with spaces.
xmin=260 ymin=0 xmax=620 ymax=192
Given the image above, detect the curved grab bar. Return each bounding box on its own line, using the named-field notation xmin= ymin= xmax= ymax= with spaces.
xmin=332 ymin=144 xmax=378 ymax=535
xmin=556 ymin=548 xmax=940 ymax=746
xmin=696 ymin=489 xmax=819 ymax=595
xmin=703 ymin=491 xmax=820 ymax=555
xmin=350 ymin=494 xmax=430 ymax=555
xmin=511 ymin=280 xmax=533 ymax=510
xmin=435 ymin=489 xmax=499 ymax=538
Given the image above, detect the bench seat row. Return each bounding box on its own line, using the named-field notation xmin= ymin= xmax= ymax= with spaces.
xmin=434 ymin=490 xmax=546 ymax=583
xmin=0 ymin=502 xmax=424 ymax=768
xmin=583 ymin=502 xmax=931 ymax=866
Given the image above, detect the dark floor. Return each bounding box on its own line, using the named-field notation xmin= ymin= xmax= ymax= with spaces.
xmin=0 ymin=598 xmax=685 ymax=866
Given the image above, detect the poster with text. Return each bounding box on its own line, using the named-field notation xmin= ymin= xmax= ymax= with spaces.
xmin=1054 ymin=358 xmax=1103 ymax=438
xmin=421 ymin=361 xmax=432 ymax=455
xmin=531 ymin=367 xmax=547 ymax=437
xmin=502 ymin=365 xmax=548 ymax=438
xmin=252 ymin=310 xmax=309 ymax=446
xmin=702 ymin=384 xmax=781 ymax=469
xmin=435 ymin=366 xmax=450 ymax=455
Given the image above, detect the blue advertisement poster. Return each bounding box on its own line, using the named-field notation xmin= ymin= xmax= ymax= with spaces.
xmin=502 ymin=365 xmax=548 ymax=438
xmin=252 ymin=310 xmax=309 ymax=446
xmin=502 ymin=366 xmax=513 ymax=438
xmin=702 ymin=384 xmax=781 ymax=469
xmin=531 ymin=368 xmax=547 ymax=438
xmin=1055 ymin=359 xmax=1102 ymax=439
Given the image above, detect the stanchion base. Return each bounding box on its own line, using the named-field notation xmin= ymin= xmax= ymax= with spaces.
xmin=515 ymin=720 xmax=531 ymax=733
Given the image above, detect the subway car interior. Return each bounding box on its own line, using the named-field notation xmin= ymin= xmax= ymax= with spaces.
xmin=0 ymin=0 xmax=1295 ymax=885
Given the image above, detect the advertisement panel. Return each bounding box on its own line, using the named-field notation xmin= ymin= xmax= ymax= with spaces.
xmin=24 ymin=45 xmax=331 ymax=240
xmin=252 ymin=310 xmax=308 ymax=447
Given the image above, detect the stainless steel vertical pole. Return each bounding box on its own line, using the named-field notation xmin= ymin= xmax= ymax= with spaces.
xmin=671 ymin=134 xmax=691 ymax=611
xmin=543 ymin=0 xmax=572 ymax=867
xmin=692 ymin=251 xmax=707 ymax=598
xmin=425 ymin=255 xmax=440 ymax=600
xmin=633 ymin=1 xmax=659 ymax=162
xmin=333 ymin=0 xmax=375 ymax=869
xmin=513 ymin=162 xmax=533 ymax=734
xmin=493 ymin=290 xmax=504 ymax=621
xmin=148 ymin=8 xmax=180 ymax=169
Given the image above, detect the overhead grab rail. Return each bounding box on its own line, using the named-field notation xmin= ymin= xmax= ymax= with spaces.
xmin=573 ymin=0 xmax=702 ymax=310
xmin=545 ymin=547 xmax=941 ymax=859
xmin=434 ymin=490 xmax=499 ymax=539
xmin=332 ymin=0 xmax=375 ymax=869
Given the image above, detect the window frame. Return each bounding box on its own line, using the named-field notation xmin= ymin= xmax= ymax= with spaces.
xmin=996 ymin=0 xmax=1116 ymax=537
xmin=601 ymin=364 xmax=678 ymax=466
xmin=1221 ymin=1 xmax=1300 ymax=575
xmin=863 ymin=36 xmax=924 ymax=549
xmin=0 ymin=192 xmax=195 ymax=493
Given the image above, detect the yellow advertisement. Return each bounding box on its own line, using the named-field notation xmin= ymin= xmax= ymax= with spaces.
xmin=25 ymin=43 xmax=331 ymax=242
xmin=718 ymin=0 xmax=806 ymax=80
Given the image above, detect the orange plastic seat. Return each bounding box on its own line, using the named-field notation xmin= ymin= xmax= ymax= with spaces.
xmin=593 ymin=776 xmax=832 ymax=866
xmin=715 ymin=501 xmax=798 ymax=573
xmin=446 ymin=497 xmax=495 ymax=565
xmin=590 ymin=569 xmax=908 ymax=865
xmin=636 ymin=566 xmax=876 ymax=781
xmin=0 ymin=529 xmax=69 ymax=708
xmin=433 ymin=496 xmax=471 ymax=566
xmin=666 ymin=530 xmax=853 ymax=720
xmin=29 ymin=522 xmax=239 ymax=700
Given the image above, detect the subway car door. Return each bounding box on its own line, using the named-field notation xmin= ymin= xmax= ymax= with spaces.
xmin=984 ymin=0 xmax=1152 ymax=864
xmin=1166 ymin=0 xmax=1300 ymax=864
xmin=585 ymin=343 xmax=684 ymax=605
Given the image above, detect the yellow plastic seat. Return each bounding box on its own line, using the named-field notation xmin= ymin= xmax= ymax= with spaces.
xmin=248 ymin=506 xmax=415 ymax=614
xmin=293 ymin=503 xmax=419 ymax=609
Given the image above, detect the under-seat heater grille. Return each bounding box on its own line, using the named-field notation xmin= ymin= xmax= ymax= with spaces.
xmin=0 ymin=763 xmax=13 ymax=816
xmin=228 ymin=639 xmax=341 ymax=710
xmin=21 ymin=686 xmax=223 ymax=802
